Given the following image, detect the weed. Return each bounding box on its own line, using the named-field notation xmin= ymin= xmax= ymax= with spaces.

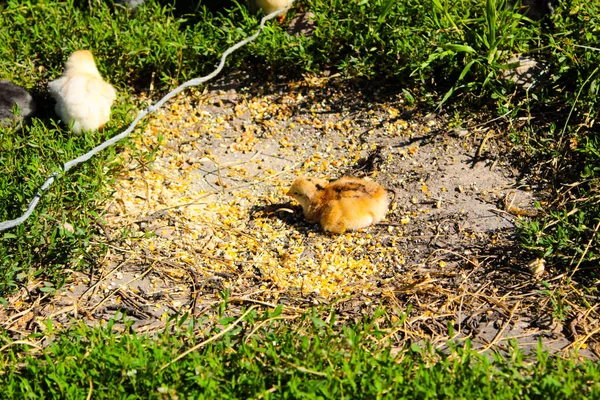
xmin=516 ymin=0 xmax=600 ymax=271
xmin=0 ymin=307 xmax=598 ymax=398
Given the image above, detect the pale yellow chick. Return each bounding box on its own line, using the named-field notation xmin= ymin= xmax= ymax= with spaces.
xmin=287 ymin=176 xmax=392 ymax=234
xmin=255 ymin=0 xmax=291 ymax=22
xmin=49 ymin=50 xmax=117 ymax=134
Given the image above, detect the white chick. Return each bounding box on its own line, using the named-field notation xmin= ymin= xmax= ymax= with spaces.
xmin=49 ymin=50 xmax=117 ymax=133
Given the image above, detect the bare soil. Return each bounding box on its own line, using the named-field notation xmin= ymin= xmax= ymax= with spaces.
xmin=2 ymin=72 xmax=597 ymax=359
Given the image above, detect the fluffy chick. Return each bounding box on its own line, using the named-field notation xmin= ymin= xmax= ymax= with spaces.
xmin=254 ymin=0 xmax=290 ymax=22
xmin=0 ymin=80 xmax=36 ymax=129
xmin=286 ymin=176 xmax=328 ymax=220
xmin=287 ymin=176 xmax=392 ymax=234
xmin=49 ymin=50 xmax=117 ymax=134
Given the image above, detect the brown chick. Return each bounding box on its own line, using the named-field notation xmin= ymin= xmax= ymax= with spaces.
xmin=287 ymin=176 xmax=392 ymax=234
xmin=49 ymin=50 xmax=117 ymax=134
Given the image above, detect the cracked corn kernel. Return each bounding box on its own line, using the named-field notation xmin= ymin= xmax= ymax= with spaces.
xmin=104 ymin=86 xmax=406 ymax=299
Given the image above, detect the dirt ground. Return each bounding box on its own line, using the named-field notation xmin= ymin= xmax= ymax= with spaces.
xmin=3 ymin=72 xmax=598 ymax=359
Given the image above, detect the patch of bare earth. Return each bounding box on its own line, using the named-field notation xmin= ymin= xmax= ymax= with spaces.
xmin=3 ymin=73 xmax=598 ymax=359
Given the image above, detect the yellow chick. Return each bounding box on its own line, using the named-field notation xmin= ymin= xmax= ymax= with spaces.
xmin=49 ymin=50 xmax=117 ymax=134
xmin=287 ymin=176 xmax=392 ymax=234
xmin=255 ymin=0 xmax=291 ymax=22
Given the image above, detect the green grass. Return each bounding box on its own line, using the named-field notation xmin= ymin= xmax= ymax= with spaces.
xmin=515 ymin=0 xmax=600 ymax=270
xmin=1 ymin=0 xmax=600 ymax=396
xmin=1 ymin=305 xmax=599 ymax=399
xmin=0 ymin=0 xmax=237 ymax=297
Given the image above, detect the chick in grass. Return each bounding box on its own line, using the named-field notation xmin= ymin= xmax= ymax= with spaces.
xmin=253 ymin=0 xmax=291 ymax=22
xmin=49 ymin=50 xmax=117 ymax=134
xmin=0 ymin=80 xmax=36 ymax=129
xmin=287 ymin=176 xmax=392 ymax=234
